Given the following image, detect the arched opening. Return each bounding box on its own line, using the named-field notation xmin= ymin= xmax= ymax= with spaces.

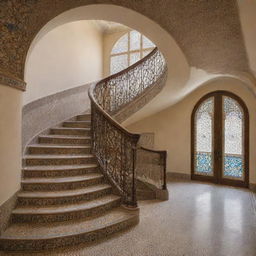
xmin=23 ymin=4 xmax=190 ymax=125
xmin=191 ymin=91 xmax=249 ymax=187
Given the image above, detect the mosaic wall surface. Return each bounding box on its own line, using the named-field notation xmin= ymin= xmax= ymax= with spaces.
xmin=0 ymin=0 xmax=249 ymax=87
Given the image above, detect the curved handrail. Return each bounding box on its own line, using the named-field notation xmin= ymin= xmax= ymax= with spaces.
xmin=98 ymin=48 xmax=158 ymax=84
xmin=89 ymin=83 xmax=140 ymax=139
xmin=89 ymin=47 xmax=167 ymax=206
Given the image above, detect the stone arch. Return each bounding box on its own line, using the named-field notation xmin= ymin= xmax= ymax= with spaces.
xmin=24 ymin=4 xmax=190 ymax=88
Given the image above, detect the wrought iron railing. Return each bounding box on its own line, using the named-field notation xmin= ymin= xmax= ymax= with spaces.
xmin=94 ymin=48 xmax=166 ymax=115
xmin=89 ymin=48 xmax=167 ymax=207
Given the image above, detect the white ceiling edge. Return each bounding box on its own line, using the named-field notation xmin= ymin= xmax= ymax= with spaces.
xmin=90 ymin=20 xmax=130 ymax=34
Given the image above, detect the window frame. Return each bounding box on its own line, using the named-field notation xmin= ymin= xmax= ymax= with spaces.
xmin=110 ymin=30 xmax=155 ymax=75
xmin=191 ymin=90 xmax=249 ymax=188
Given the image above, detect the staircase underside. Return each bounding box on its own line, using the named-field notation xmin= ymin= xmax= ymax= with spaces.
xmin=0 ymin=113 xmax=139 ymax=252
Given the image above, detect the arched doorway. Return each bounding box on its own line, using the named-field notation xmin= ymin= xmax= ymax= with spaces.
xmin=191 ymin=91 xmax=249 ymax=187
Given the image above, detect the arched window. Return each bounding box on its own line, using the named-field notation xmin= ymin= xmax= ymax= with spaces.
xmin=191 ymin=91 xmax=249 ymax=188
xmin=110 ymin=30 xmax=155 ymax=75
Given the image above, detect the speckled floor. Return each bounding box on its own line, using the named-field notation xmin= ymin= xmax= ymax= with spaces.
xmin=1 ymin=179 xmax=256 ymax=256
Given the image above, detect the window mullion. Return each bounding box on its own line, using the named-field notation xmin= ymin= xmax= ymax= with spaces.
xmin=128 ymin=31 xmax=131 ymax=66
xmin=140 ymin=33 xmax=143 ymax=59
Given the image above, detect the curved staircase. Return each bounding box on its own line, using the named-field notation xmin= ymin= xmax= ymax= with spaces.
xmin=0 ymin=48 xmax=167 ymax=252
xmin=0 ymin=114 xmax=139 ymax=252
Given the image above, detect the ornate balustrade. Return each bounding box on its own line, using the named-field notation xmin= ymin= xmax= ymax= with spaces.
xmin=94 ymin=48 xmax=166 ymax=115
xmin=89 ymin=48 xmax=167 ymax=207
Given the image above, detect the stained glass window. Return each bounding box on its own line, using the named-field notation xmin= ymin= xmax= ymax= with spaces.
xmin=194 ymin=98 xmax=214 ymax=175
xmin=223 ymin=96 xmax=244 ymax=179
xmin=110 ymin=30 xmax=155 ymax=75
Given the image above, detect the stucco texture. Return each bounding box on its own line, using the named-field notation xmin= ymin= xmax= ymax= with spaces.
xmin=0 ymin=0 xmax=249 ymax=81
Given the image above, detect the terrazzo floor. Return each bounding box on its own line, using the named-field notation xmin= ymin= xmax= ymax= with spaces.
xmin=1 ymin=179 xmax=256 ymax=256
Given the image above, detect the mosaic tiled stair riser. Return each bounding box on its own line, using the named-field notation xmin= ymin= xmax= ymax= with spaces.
xmin=0 ymin=113 xmax=139 ymax=252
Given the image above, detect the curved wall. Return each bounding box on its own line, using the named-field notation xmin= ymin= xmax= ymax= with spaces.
xmin=0 ymin=1 xmax=249 ymax=79
xmin=25 ymin=4 xmax=190 ymax=125
xmin=24 ymin=20 xmax=103 ymax=105
xmin=237 ymin=0 xmax=256 ymax=77
xmin=127 ymin=77 xmax=256 ymax=186
xmin=22 ymin=83 xmax=92 ymax=154
xmin=0 ymin=86 xmax=22 ymax=206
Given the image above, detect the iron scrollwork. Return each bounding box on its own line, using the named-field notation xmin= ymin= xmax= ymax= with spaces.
xmin=89 ymin=48 xmax=167 ymax=207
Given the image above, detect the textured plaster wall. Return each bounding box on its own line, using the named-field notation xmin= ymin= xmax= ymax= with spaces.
xmin=0 ymin=0 xmax=249 ymax=80
xmin=29 ymin=4 xmax=190 ymax=126
xmin=237 ymin=0 xmax=256 ymax=77
xmin=127 ymin=78 xmax=256 ymax=184
xmin=0 ymin=85 xmax=22 ymax=206
xmin=24 ymin=20 xmax=103 ymax=104
xmin=22 ymin=83 xmax=92 ymax=154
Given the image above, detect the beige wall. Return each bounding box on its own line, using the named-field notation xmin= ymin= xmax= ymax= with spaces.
xmin=127 ymin=77 xmax=256 ymax=184
xmin=24 ymin=20 xmax=103 ymax=104
xmin=26 ymin=4 xmax=190 ymax=125
xmin=103 ymin=30 xmax=129 ymax=77
xmin=0 ymin=85 xmax=22 ymax=205
xmin=237 ymin=0 xmax=256 ymax=77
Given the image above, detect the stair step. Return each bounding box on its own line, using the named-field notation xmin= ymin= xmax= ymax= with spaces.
xmin=50 ymin=127 xmax=90 ymax=136
xmin=63 ymin=121 xmax=91 ymax=128
xmin=24 ymin=154 xmax=96 ymax=166
xmin=21 ymin=173 xmax=103 ymax=191
xmin=12 ymin=195 xmax=121 ymax=223
xmin=137 ymin=189 xmax=156 ymax=200
xmin=17 ymin=184 xmax=112 ymax=206
xmin=0 ymin=208 xmax=138 ymax=251
xmin=28 ymin=144 xmax=91 ymax=155
xmin=76 ymin=114 xmax=91 ymax=121
xmin=23 ymin=164 xmax=98 ymax=178
xmin=39 ymin=135 xmax=91 ymax=145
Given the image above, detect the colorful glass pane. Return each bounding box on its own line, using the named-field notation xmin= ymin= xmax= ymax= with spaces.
xmin=223 ymin=97 xmax=244 ymax=179
xmin=195 ymin=98 xmax=214 ymax=175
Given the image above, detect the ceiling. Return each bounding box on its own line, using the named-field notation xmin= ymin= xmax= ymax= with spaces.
xmin=91 ymin=20 xmax=130 ymax=34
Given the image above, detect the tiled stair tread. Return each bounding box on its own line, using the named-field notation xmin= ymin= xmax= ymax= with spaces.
xmin=51 ymin=127 xmax=91 ymax=131
xmin=18 ymin=184 xmax=111 ymax=198
xmin=28 ymin=145 xmax=91 ymax=149
xmin=24 ymin=154 xmax=94 ymax=159
xmin=12 ymin=195 xmax=120 ymax=214
xmin=23 ymin=164 xmax=98 ymax=171
xmin=1 ymin=208 xmax=134 ymax=239
xmin=77 ymin=114 xmax=91 ymax=117
xmin=21 ymin=173 xmax=103 ymax=184
xmin=39 ymin=135 xmax=91 ymax=139
xmin=63 ymin=121 xmax=91 ymax=124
